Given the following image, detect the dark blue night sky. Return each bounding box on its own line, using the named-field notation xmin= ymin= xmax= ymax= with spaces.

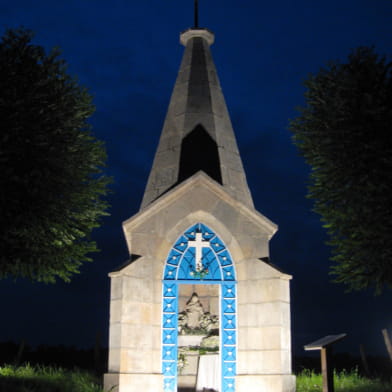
xmin=1 ymin=0 xmax=391 ymax=357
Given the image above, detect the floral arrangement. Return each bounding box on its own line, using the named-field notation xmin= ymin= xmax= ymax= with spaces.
xmin=189 ymin=266 xmax=209 ymax=279
xmin=177 ymin=353 xmax=188 ymax=374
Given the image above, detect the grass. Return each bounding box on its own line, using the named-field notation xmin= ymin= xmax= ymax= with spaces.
xmin=1 ymin=364 xmax=391 ymax=392
xmin=296 ymin=369 xmax=392 ymax=392
xmin=0 ymin=364 xmax=103 ymax=392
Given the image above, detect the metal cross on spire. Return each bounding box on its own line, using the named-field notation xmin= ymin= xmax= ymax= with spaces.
xmin=194 ymin=0 xmax=199 ymax=28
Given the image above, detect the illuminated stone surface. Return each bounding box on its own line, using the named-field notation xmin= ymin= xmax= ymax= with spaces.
xmin=104 ymin=27 xmax=295 ymax=392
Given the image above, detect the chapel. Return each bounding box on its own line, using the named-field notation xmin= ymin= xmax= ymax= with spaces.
xmin=104 ymin=10 xmax=295 ymax=392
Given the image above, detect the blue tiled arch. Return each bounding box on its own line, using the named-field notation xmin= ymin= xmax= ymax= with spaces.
xmin=162 ymin=223 xmax=237 ymax=392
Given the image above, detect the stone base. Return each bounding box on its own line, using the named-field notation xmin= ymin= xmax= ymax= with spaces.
xmin=236 ymin=374 xmax=296 ymax=392
xmin=179 ymin=351 xmax=199 ymax=376
xmin=104 ymin=372 xmax=295 ymax=392
xmin=103 ymin=373 xmax=164 ymax=392
xmin=178 ymin=375 xmax=196 ymax=388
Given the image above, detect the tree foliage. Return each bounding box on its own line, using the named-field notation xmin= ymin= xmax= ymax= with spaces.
xmin=0 ymin=28 xmax=110 ymax=283
xmin=290 ymin=47 xmax=392 ymax=293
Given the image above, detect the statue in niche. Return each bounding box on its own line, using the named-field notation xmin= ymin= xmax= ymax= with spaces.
xmin=177 ymin=292 xmax=219 ymax=384
xmin=186 ymin=293 xmax=204 ymax=329
xmin=178 ymin=292 xmax=204 ymax=333
xmin=178 ymin=292 xmax=219 ymax=336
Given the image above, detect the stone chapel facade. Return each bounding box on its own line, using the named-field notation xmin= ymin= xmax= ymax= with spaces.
xmin=104 ymin=27 xmax=296 ymax=392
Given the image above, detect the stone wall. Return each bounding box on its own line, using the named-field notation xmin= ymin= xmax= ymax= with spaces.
xmin=104 ymin=174 xmax=295 ymax=392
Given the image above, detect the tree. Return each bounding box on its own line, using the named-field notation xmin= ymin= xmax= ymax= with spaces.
xmin=0 ymin=28 xmax=110 ymax=283
xmin=289 ymin=47 xmax=392 ymax=293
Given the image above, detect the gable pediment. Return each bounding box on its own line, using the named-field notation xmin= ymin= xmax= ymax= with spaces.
xmin=125 ymin=172 xmax=275 ymax=234
xmin=122 ymin=172 xmax=277 ymax=261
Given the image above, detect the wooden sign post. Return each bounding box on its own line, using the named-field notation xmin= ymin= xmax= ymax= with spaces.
xmin=304 ymin=334 xmax=347 ymax=392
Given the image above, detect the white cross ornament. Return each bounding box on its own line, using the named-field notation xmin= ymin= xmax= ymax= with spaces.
xmin=188 ymin=232 xmax=210 ymax=271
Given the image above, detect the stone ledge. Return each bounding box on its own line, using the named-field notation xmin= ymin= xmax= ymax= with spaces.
xmin=180 ymin=28 xmax=215 ymax=46
xmin=235 ymin=374 xmax=296 ymax=392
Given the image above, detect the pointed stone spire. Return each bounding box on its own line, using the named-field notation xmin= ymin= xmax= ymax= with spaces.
xmin=141 ymin=28 xmax=254 ymax=209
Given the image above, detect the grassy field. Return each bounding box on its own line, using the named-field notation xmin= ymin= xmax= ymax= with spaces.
xmin=0 ymin=365 xmax=391 ymax=391
xmin=0 ymin=364 xmax=103 ymax=392
xmin=296 ymin=369 xmax=392 ymax=392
